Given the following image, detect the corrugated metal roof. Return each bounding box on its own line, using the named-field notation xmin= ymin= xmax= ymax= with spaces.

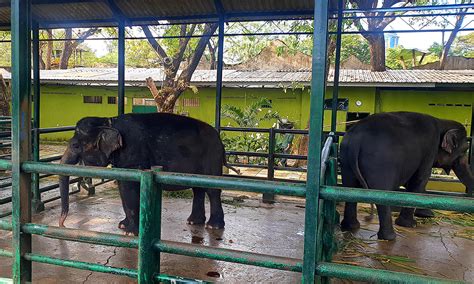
xmin=0 ymin=0 xmax=314 ymax=28
xmin=2 ymin=68 xmax=473 ymax=88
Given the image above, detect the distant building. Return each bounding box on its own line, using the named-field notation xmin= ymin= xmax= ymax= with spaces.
xmin=385 ymin=32 xmax=400 ymax=49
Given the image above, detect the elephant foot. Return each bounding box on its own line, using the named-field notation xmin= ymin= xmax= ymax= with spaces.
xmin=377 ymin=229 xmax=396 ymax=241
xmin=205 ymin=217 xmax=225 ymax=230
xmin=414 ymin=208 xmax=434 ymax=218
xmin=187 ymin=215 xmax=206 ymax=225
xmin=340 ymin=218 xmax=360 ymax=231
xmin=123 ymin=223 xmax=139 ymax=236
xmin=395 ymin=216 xmax=417 ymax=228
xmin=118 ymin=218 xmax=129 ymax=230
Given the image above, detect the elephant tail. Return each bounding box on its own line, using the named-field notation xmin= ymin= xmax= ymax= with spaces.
xmin=350 ymin=142 xmax=376 ymax=221
xmin=224 ymin=159 xmax=241 ymax=175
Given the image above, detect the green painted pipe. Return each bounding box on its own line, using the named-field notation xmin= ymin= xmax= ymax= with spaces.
xmin=0 ymin=220 xmax=12 ymax=231
xmin=0 ymin=249 xmax=13 ymax=258
xmin=21 ymin=162 xmax=141 ymax=182
xmin=320 ymin=186 xmax=474 ymax=213
xmin=316 ymin=262 xmax=464 ymax=284
xmin=0 ymin=159 xmax=11 ymax=170
xmin=155 ymin=240 xmax=303 ymax=272
xmin=155 ymin=172 xmax=306 ymax=197
xmin=22 ymin=223 xmax=138 ymax=248
xmin=24 ymin=253 xmax=137 ymax=278
xmin=24 ymin=252 xmax=206 ymax=283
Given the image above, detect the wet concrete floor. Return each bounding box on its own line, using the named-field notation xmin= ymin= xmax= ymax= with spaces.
xmin=0 ymin=182 xmax=473 ymax=283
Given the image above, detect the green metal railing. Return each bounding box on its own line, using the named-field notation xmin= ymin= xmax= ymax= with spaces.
xmin=1 ymin=0 xmax=474 ymax=283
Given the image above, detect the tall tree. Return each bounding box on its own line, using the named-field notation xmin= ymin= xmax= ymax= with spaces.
xmin=142 ymin=23 xmax=218 ymax=112
xmin=59 ymin=28 xmax=99 ymax=69
xmin=349 ymin=0 xmax=416 ymax=71
xmin=439 ymin=3 xmax=470 ymax=69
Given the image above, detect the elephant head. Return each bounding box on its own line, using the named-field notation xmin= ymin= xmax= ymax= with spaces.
xmin=59 ymin=117 xmax=122 ymax=227
xmin=435 ymin=121 xmax=474 ymax=191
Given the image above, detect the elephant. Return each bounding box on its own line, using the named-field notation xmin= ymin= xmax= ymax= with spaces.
xmin=59 ymin=112 xmax=238 ymax=235
xmin=339 ymin=111 xmax=474 ymax=240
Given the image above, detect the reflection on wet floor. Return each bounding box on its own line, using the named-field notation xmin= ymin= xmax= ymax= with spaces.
xmin=0 ymin=182 xmax=472 ymax=283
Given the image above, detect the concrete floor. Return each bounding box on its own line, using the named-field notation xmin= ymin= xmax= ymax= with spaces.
xmin=0 ymin=182 xmax=473 ymax=283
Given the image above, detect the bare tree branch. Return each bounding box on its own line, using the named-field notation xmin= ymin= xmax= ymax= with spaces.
xmin=440 ymin=8 xmax=468 ymax=69
xmin=172 ymin=24 xmax=197 ymax=72
xmin=179 ymin=23 xmax=218 ymax=83
xmin=141 ymin=25 xmax=169 ymax=60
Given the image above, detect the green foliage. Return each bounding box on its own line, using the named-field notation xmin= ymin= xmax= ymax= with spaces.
xmin=221 ymin=98 xmax=281 ymax=165
xmin=0 ymin=32 xmax=10 ymax=66
xmin=451 ymin=32 xmax=474 ymax=58
xmin=386 ymin=46 xmax=439 ymax=69
xmin=338 ymin=35 xmax=370 ymax=64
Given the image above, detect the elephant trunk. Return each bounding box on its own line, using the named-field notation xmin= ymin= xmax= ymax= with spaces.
xmin=452 ymin=155 xmax=474 ymax=191
xmin=59 ymin=145 xmax=80 ymax=227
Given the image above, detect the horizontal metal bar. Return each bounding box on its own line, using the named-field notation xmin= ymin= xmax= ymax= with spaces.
xmin=227 ymin=163 xmax=267 ymax=169
xmin=274 ymin=129 xmax=308 ymax=135
xmin=22 ymin=223 xmax=138 ymax=248
xmin=24 ymin=253 xmax=137 ymax=279
xmin=156 ymin=240 xmax=302 ymax=272
xmin=0 ymin=159 xmax=12 ymax=170
xmin=273 ymin=166 xmax=307 ymax=173
xmin=320 ymin=186 xmax=474 ymax=213
xmin=0 ymin=220 xmax=12 ymax=231
xmin=330 ymin=11 xmax=474 ymax=20
xmin=39 ymin=155 xmax=63 ymax=162
xmin=37 ymin=126 xmax=75 ymax=134
xmin=22 ymin=162 xmax=141 ymax=182
xmin=156 ymin=172 xmax=306 ymax=197
xmin=226 ymin=151 xmax=268 ymax=158
xmin=0 ymin=249 xmax=12 ymax=258
xmin=273 ymin=153 xmax=307 ymax=160
xmin=336 ymin=3 xmax=474 ymax=14
xmin=220 ymin=127 xmax=269 ymax=133
xmin=316 ymin=262 xmax=462 ymax=284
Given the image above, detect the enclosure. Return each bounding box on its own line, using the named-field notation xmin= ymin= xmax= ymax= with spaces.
xmin=0 ymin=0 xmax=473 ymax=283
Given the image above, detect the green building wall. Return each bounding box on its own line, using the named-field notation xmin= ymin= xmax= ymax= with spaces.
xmin=38 ymin=84 xmax=472 ymax=141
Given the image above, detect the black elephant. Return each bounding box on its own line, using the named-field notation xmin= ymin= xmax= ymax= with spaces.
xmin=340 ymin=111 xmax=473 ymax=240
xmin=59 ymin=113 xmax=238 ymax=235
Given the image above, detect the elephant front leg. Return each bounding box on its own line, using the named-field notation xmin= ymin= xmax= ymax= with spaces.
xmin=119 ymin=181 xmax=140 ymax=235
xmin=395 ymin=176 xmax=429 ymax=228
xmin=187 ymin=188 xmax=206 ymax=225
xmin=205 ymin=188 xmax=225 ymax=229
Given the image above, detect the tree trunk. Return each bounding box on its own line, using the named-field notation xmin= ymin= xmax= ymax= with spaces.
xmin=208 ymin=42 xmax=217 ymax=70
xmin=46 ymin=29 xmax=53 ymax=70
xmin=440 ymin=11 xmax=467 ymax=70
xmin=0 ymin=74 xmax=11 ymax=116
xmin=366 ymin=34 xmax=386 ymax=72
xmin=59 ymin=29 xmax=74 ymax=69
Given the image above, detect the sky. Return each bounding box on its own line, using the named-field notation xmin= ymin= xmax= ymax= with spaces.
xmin=85 ymin=10 xmax=474 ymax=58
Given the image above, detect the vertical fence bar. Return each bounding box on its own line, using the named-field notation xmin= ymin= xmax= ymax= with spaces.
xmin=11 ymin=0 xmax=33 ymax=282
xmin=468 ymin=105 xmax=474 ymax=196
xmin=214 ymin=16 xmax=225 ymax=131
xmin=263 ymin=127 xmax=275 ymax=203
xmin=118 ymin=22 xmax=125 ymax=115
xmin=330 ymin=0 xmax=343 ymax=135
xmin=302 ymin=0 xmax=329 ymax=282
xmin=31 ymin=21 xmax=44 ymax=213
xmin=138 ymin=168 xmax=162 ymax=283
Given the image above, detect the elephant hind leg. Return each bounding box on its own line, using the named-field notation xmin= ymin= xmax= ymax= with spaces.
xmin=396 ymin=174 xmax=430 ymax=228
xmin=205 ymin=188 xmax=225 ymax=230
xmin=187 ymin=188 xmax=206 ymax=225
xmin=341 ymin=172 xmax=361 ymax=232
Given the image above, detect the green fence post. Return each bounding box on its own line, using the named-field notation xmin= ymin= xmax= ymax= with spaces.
xmin=31 ymin=21 xmax=45 ymax=213
xmin=11 ymin=0 xmax=33 ymax=282
xmin=303 ymin=0 xmax=329 ymax=282
xmin=138 ymin=167 xmax=162 ymax=283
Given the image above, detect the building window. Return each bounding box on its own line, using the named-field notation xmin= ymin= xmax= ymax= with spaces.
xmin=108 ymin=97 xmax=117 ymax=104
xmin=83 ymin=96 xmax=102 ymax=104
xmin=178 ymin=98 xmax=200 ymax=107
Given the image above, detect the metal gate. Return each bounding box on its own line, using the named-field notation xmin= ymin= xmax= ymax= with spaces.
xmin=0 ymin=0 xmax=473 ymax=283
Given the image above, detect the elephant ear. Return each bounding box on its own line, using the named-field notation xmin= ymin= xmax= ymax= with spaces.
xmin=441 ymin=129 xmax=460 ymax=154
xmin=97 ymin=127 xmax=123 ymax=158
